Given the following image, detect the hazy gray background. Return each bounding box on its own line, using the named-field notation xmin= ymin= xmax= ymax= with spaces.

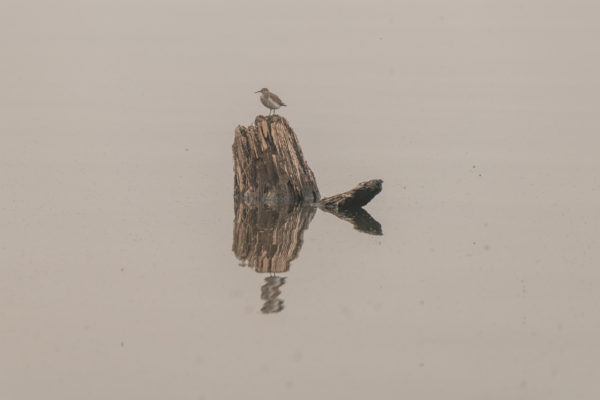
xmin=1 ymin=1 xmax=599 ymax=399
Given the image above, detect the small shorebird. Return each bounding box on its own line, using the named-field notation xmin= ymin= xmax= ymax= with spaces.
xmin=255 ymin=88 xmax=286 ymax=115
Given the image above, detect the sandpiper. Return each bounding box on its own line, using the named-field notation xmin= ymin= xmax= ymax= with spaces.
xmin=255 ymin=88 xmax=286 ymax=115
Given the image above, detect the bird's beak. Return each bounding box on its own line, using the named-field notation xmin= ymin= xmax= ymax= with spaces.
xmin=254 ymin=90 xmax=260 ymax=93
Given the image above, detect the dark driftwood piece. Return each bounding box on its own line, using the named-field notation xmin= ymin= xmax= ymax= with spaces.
xmin=319 ymin=179 xmax=383 ymax=210
xmin=232 ymin=201 xmax=316 ymax=273
xmin=233 ymin=116 xmax=320 ymax=203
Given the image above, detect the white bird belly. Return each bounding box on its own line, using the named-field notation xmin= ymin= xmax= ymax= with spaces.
xmin=261 ymin=95 xmax=281 ymax=109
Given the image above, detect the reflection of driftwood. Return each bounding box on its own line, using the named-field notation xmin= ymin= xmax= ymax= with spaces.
xmin=319 ymin=179 xmax=383 ymax=210
xmin=232 ymin=201 xmax=316 ymax=273
xmin=320 ymin=207 xmax=382 ymax=235
xmin=233 ymin=116 xmax=320 ymax=203
xmin=261 ymin=276 xmax=286 ymax=314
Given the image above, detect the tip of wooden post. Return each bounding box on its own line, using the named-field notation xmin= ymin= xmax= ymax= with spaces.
xmin=255 ymin=115 xmax=287 ymax=125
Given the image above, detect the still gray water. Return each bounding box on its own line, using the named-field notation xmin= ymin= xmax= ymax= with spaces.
xmin=2 ymin=1 xmax=600 ymax=399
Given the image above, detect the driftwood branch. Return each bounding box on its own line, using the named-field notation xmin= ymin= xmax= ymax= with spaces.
xmin=318 ymin=179 xmax=383 ymax=210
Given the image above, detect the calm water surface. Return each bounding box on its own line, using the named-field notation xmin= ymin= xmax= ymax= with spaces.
xmin=1 ymin=1 xmax=599 ymax=399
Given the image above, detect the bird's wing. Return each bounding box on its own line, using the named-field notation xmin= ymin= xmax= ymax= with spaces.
xmin=270 ymin=93 xmax=286 ymax=106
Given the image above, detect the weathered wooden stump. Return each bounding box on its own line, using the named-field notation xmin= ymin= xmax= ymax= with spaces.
xmin=233 ymin=116 xmax=320 ymax=203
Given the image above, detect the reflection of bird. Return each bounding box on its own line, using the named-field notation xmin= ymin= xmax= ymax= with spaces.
xmin=260 ymin=276 xmax=286 ymax=314
xmin=255 ymin=88 xmax=286 ymax=115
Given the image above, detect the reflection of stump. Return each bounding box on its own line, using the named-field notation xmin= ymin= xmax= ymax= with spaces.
xmin=232 ymin=202 xmax=316 ymax=273
xmin=261 ymin=276 xmax=286 ymax=314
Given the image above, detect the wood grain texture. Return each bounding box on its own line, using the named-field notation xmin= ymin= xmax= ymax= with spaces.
xmin=233 ymin=115 xmax=320 ymax=203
